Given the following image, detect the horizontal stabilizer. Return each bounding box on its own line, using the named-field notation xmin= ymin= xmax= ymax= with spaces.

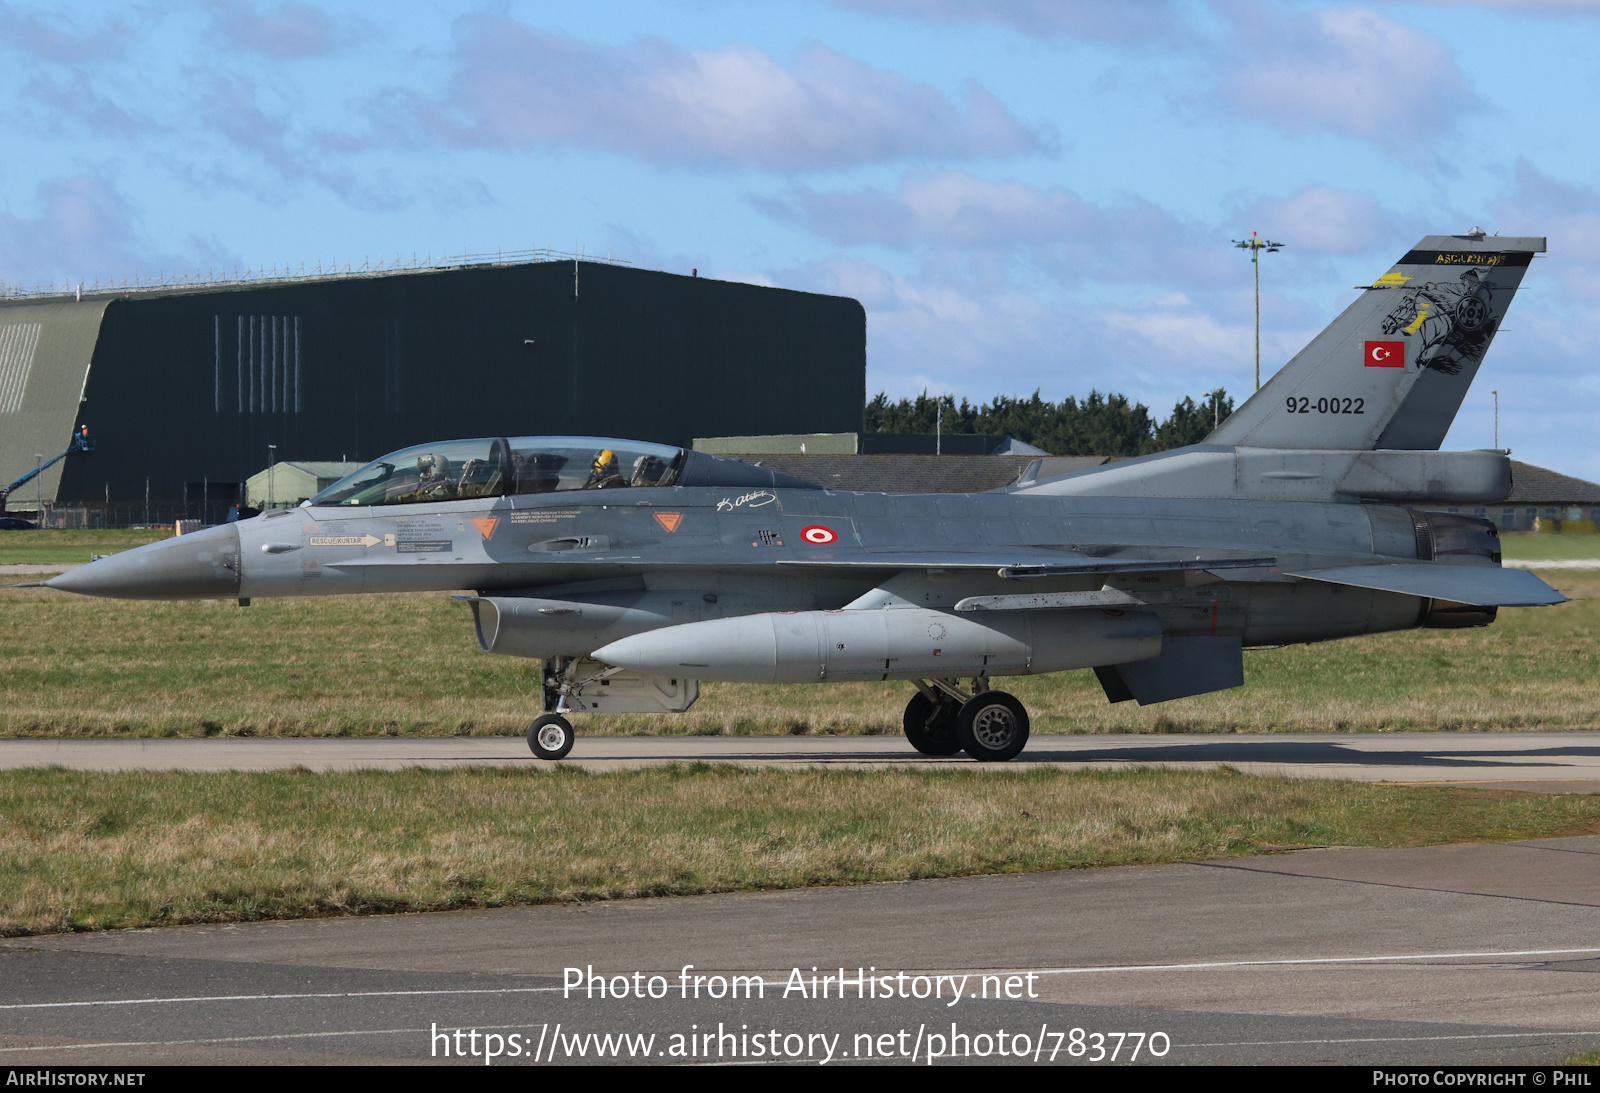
xmin=1288 ymin=563 xmax=1565 ymax=606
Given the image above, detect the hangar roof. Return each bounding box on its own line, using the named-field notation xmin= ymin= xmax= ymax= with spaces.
xmin=1507 ymin=461 xmax=1600 ymax=505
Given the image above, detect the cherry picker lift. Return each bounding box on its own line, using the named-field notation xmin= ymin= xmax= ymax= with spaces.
xmin=0 ymin=426 xmax=93 ymax=516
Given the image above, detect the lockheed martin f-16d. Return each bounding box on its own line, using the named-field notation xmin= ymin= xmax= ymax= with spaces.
xmin=40 ymin=233 xmax=1565 ymax=761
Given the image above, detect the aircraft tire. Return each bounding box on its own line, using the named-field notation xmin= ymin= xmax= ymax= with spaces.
xmin=955 ymin=691 xmax=1029 ymax=762
xmin=903 ymin=692 xmax=962 ymax=756
xmin=528 ymin=714 xmax=575 ymax=760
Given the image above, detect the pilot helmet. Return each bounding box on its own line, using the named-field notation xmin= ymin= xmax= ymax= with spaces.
xmin=592 ymin=449 xmax=618 ymax=474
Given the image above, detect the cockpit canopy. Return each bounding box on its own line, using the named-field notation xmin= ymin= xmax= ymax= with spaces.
xmin=307 ymin=436 xmax=820 ymax=507
xmin=309 ymin=437 xmax=683 ymax=507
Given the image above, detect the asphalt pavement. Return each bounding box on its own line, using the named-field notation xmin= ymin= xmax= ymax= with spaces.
xmin=3 ymin=836 xmax=1599 ymax=1065
xmin=3 ymin=731 xmax=1600 ymax=793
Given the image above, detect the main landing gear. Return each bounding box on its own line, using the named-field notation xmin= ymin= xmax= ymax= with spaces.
xmin=904 ymin=680 xmax=1030 ymax=762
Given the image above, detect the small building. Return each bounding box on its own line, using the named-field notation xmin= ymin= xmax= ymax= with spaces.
xmin=245 ymin=461 xmax=363 ymax=509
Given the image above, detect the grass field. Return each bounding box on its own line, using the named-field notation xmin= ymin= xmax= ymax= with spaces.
xmin=1499 ymin=531 xmax=1600 ymax=561
xmin=0 ymin=528 xmax=171 ymax=565
xmin=3 ymin=532 xmax=1596 ymax=738
xmin=2 ymin=764 xmax=1597 ymax=935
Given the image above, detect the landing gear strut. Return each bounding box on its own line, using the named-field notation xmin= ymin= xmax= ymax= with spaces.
xmin=903 ymin=680 xmax=1030 ymax=761
xmin=903 ymin=691 xmax=961 ymax=756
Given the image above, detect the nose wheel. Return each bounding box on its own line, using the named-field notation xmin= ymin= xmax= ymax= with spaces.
xmin=528 ymin=714 xmax=575 ymax=760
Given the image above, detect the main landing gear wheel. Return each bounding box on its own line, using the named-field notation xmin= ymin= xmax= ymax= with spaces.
xmin=528 ymin=714 xmax=575 ymax=760
xmin=903 ymin=692 xmax=962 ymax=756
xmin=956 ymin=691 xmax=1029 ymax=762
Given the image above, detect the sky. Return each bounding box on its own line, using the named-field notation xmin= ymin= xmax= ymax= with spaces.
xmin=2 ymin=0 xmax=1598 ymax=476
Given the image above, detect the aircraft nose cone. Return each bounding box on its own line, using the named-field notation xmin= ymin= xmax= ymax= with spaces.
xmin=46 ymin=523 xmax=242 ymax=600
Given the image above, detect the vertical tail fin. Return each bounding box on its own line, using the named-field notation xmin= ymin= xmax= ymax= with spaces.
xmin=1209 ymin=232 xmax=1544 ymax=451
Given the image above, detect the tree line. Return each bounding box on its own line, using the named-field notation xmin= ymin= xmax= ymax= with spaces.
xmin=863 ymin=388 xmax=1236 ymax=457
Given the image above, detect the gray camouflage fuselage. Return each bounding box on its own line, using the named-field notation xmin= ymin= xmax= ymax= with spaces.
xmin=60 ymin=481 xmax=1467 ymax=648
xmin=41 ymin=230 xmax=1568 ymax=726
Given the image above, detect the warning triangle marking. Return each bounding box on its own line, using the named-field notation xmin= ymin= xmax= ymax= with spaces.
xmin=653 ymin=511 xmax=683 ymax=533
xmin=471 ymin=517 xmax=500 ymax=540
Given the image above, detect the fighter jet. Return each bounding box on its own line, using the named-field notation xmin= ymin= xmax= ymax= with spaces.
xmin=42 ymin=232 xmax=1565 ymax=761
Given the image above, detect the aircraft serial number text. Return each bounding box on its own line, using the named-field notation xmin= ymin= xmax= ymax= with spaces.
xmin=1287 ymin=397 xmax=1364 ymax=414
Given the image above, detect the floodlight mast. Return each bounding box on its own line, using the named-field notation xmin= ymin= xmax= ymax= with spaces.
xmin=1233 ymin=232 xmax=1284 ymax=391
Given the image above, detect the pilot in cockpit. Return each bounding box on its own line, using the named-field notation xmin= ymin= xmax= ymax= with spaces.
xmin=584 ymin=448 xmax=628 ymax=489
xmin=391 ymin=451 xmax=453 ymax=502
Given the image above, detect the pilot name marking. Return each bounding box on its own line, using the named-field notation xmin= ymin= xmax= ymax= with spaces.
xmin=717 ymin=491 xmax=777 ymax=512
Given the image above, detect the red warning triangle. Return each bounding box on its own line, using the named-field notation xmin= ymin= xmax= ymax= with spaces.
xmin=471 ymin=517 xmax=500 ymax=540
xmin=653 ymin=511 xmax=683 ymax=533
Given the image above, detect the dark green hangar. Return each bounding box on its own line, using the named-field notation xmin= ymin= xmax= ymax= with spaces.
xmin=0 ymin=257 xmax=866 ymax=523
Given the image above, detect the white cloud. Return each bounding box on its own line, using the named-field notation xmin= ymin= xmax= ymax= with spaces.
xmin=1218 ymin=4 xmax=1473 ymax=151
xmin=759 ymin=170 xmax=1234 ymax=287
xmin=1389 ymin=0 xmax=1600 ymax=12
xmin=1235 ymin=185 xmax=1393 ymax=254
xmin=763 ymin=171 xmax=1096 ymax=246
xmin=757 ymin=172 xmax=1466 ymax=417
xmin=1102 ymin=300 xmax=1253 ymax=361
xmin=178 ymin=71 xmax=403 ymax=208
xmin=1493 ymin=160 xmax=1600 ymax=301
xmin=378 ymin=16 xmax=1042 ymax=171
xmin=1428 ymin=161 xmax=1600 ymax=476
xmin=0 ymin=4 xmax=133 ymax=63
xmin=0 ymin=176 xmax=229 ymax=288
xmin=834 ymin=0 xmax=1197 ymax=46
xmin=784 ymin=254 xmax=1270 ymax=408
xmin=17 ymin=69 xmax=165 ymax=139
xmin=206 ymin=0 xmax=350 ymax=59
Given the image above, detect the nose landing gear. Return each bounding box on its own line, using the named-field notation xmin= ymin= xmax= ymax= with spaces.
xmin=527 ymin=714 xmax=575 ymax=760
xmin=903 ymin=680 xmax=1030 ymax=761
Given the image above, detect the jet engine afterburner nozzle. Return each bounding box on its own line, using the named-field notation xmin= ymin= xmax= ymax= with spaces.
xmin=45 ymin=522 xmax=243 ymax=600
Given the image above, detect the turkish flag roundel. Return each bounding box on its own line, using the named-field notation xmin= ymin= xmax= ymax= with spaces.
xmin=1364 ymin=340 xmax=1405 ymax=367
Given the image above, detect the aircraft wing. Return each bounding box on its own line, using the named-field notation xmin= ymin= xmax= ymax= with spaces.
xmin=1286 ymin=563 xmax=1566 ymax=606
